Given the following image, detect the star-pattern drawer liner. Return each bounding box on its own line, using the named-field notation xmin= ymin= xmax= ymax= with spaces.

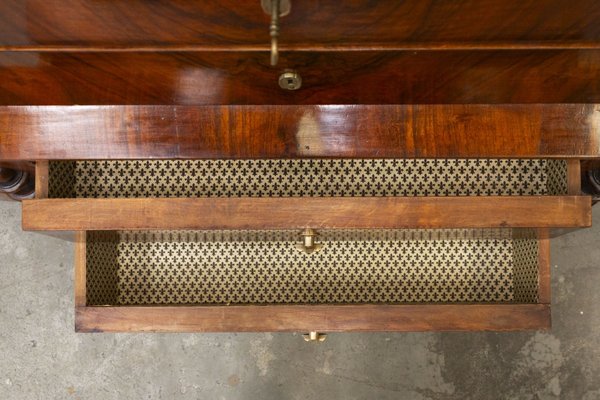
xmin=49 ymin=159 xmax=567 ymax=198
xmin=86 ymin=229 xmax=539 ymax=306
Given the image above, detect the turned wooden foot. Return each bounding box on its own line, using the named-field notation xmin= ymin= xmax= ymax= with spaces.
xmin=0 ymin=162 xmax=35 ymax=201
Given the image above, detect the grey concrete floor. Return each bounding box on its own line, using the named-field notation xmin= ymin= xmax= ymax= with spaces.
xmin=1 ymin=200 xmax=600 ymax=400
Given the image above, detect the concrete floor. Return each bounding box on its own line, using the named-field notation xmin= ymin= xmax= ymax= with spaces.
xmin=1 ymin=200 xmax=600 ymax=400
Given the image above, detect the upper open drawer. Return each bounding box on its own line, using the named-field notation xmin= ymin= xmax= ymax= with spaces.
xmin=22 ymin=158 xmax=591 ymax=231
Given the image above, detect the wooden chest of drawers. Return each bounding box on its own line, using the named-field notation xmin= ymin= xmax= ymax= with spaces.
xmin=1 ymin=0 xmax=600 ymax=334
xmin=13 ymin=157 xmax=590 ymax=332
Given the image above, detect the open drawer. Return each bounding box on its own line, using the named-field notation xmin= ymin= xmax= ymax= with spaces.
xmin=75 ymin=228 xmax=551 ymax=332
xmin=21 ymin=158 xmax=590 ymax=332
xmin=22 ymin=158 xmax=591 ymax=230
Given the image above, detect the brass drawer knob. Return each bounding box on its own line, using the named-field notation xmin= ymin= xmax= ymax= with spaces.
xmin=303 ymin=332 xmax=327 ymax=342
xmin=296 ymin=228 xmax=323 ymax=254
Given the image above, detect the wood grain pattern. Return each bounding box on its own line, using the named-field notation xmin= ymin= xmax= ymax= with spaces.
xmin=0 ymin=51 xmax=599 ymax=105
xmin=567 ymin=160 xmax=583 ymax=195
xmin=1 ymin=0 xmax=598 ymax=50
xmin=74 ymin=231 xmax=86 ymax=307
xmin=75 ymin=304 xmax=551 ymax=332
xmin=21 ymin=196 xmax=592 ymax=231
xmin=34 ymin=161 xmax=48 ymax=199
xmin=537 ymin=231 xmax=552 ymax=305
xmin=1 ymin=105 xmax=600 ymax=160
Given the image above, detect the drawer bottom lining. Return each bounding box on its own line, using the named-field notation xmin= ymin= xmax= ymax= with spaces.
xmin=86 ymin=229 xmax=540 ymax=306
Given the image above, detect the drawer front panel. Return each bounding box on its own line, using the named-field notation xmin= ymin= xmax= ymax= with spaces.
xmin=2 ymin=0 xmax=599 ymax=49
xmin=75 ymin=304 xmax=552 ymax=333
xmin=1 ymin=51 xmax=600 ymax=105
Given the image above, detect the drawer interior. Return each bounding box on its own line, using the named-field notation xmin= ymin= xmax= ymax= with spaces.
xmin=84 ymin=228 xmax=542 ymax=307
xmin=49 ymin=159 xmax=568 ymax=198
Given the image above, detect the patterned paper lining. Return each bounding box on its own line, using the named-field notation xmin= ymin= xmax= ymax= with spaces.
xmin=50 ymin=159 xmax=567 ymax=198
xmin=86 ymin=229 xmax=539 ymax=306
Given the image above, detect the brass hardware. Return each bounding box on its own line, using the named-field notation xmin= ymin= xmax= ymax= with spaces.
xmin=296 ymin=228 xmax=323 ymax=254
xmin=279 ymin=71 xmax=302 ymax=90
xmin=261 ymin=0 xmax=291 ymax=66
xmin=303 ymin=332 xmax=327 ymax=342
xmin=261 ymin=0 xmax=291 ymax=16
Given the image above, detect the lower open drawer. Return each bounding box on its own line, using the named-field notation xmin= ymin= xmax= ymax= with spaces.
xmin=75 ymin=228 xmax=551 ymax=332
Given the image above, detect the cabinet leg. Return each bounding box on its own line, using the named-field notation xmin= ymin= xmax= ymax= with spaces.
xmin=0 ymin=162 xmax=35 ymax=201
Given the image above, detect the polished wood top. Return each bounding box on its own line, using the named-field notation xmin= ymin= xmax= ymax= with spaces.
xmin=1 ymin=105 xmax=599 ymax=160
xmin=0 ymin=2 xmax=598 ymax=160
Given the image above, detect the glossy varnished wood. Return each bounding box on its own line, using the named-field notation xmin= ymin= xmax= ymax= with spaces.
xmin=0 ymin=51 xmax=600 ymax=104
xmin=2 ymin=0 xmax=590 ymax=335
xmin=75 ymin=304 xmax=551 ymax=332
xmin=1 ymin=0 xmax=598 ymax=50
xmin=21 ymin=196 xmax=592 ymax=231
xmin=1 ymin=105 xmax=600 ymax=160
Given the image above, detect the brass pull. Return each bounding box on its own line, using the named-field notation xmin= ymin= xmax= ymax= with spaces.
xmin=261 ymin=0 xmax=291 ymax=66
xmin=296 ymin=228 xmax=323 ymax=254
xmin=303 ymin=332 xmax=327 ymax=342
xmin=278 ymin=70 xmax=302 ymax=90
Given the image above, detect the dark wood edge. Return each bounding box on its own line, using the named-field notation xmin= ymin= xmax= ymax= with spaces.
xmin=0 ymin=161 xmax=35 ymax=174
xmin=74 ymin=232 xmax=86 ymax=307
xmin=22 ymin=196 xmax=592 ymax=231
xmin=75 ymin=304 xmax=551 ymax=333
xmin=537 ymin=229 xmax=551 ymax=304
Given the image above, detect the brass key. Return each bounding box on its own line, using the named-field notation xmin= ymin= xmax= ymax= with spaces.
xmin=261 ymin=0 xmax=291 ymax=66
